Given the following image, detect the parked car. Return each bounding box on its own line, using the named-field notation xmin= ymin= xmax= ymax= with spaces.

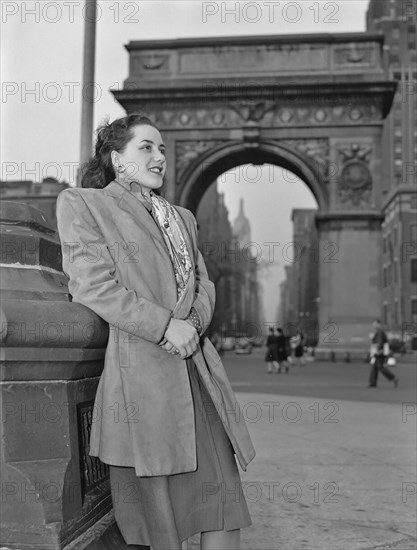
xmin=220 ymin=336 xmax=235 ymax=351
xmin=234 ymin=337 xmax=253 ymax=354
xmin=251 ymin=336 xmax=265 ymax=348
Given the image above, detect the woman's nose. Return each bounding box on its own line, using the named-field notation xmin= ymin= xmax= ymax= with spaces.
xmin=153 ymin=149 xmax=165 ymax=162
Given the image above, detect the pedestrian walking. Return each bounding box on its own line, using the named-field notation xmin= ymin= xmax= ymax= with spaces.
xmin=368 ymin=320 xmax=399 ymax=388
xmin=265 ymin=327 xmax=279 ymax=374
xmin=290 ymin=328 xmax=306 ymax=367
xmin=56 ymin=114 xmax=255 ymax=550
xmin=276 ymin=327 xmax=289 ymax=374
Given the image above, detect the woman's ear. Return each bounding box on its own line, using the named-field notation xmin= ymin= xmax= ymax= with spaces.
xmin=111 ymin=150 xmax=119 ymax=168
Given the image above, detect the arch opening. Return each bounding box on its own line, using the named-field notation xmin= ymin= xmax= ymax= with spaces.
xmin=179 ymin=141 xmax=327 ymax=214
xmin=194 ymin=158 xmax=320 ymax=347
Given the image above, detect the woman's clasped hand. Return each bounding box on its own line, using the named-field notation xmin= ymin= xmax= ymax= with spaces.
xmin=160 ymin=318 xmax=200 ymax=359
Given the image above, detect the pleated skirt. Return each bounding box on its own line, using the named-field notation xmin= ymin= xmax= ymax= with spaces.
xmin=109 ymin=358 xmax=252 ymax=549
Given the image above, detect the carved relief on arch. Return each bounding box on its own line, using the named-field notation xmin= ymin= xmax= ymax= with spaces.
xmin=279 ymin=138 xmax=330 ymax=180
xmin=337 ymin=143 xmax=373 ymax=207
xmin=333 ymin=44 xmax=377 ymax=67
xmin=140 ymin=98 xmax=383 ymax=131
xmin=229 ymin=100 xmax=276 ymax=122
xmin=132 ymin=54 xmax=171 ymax=74
xmin=271 ymin=100 xmax=383 ymax=127
xmin=175 ymin=140 xmax=226 ymax=184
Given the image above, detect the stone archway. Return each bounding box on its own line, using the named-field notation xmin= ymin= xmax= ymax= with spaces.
xmin=177 ymin=140 xmax=327 ymax=214
xmin=113 ymin=33 xmax=396 ymax=356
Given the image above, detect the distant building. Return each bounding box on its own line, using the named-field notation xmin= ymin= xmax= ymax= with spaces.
xmin=233 ymin=198 xmax=251 ymax=245
xmin=278 ymin=266 xmax=294 ymax=327
xmin=197 ymin=187 xmax=262 ymax=335
xmin=279 ymin=209 xmax=319 ymax=345
xmin=232 ymin=198 xmax=262 ymax=332
xmin=367 ymin=0 xmax=417 ymax=343
xmin=197 ymin=182 xmax=237 ymax=333
xmin=0 ymin=178 xmax=70 ymax=228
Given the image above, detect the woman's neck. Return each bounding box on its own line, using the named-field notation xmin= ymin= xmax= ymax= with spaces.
xmin=118 ymin=176 xmax=153 ymax=198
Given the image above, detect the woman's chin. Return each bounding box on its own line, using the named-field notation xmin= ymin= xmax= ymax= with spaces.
xmin=136 ymin=178 xmax=164 ymax=191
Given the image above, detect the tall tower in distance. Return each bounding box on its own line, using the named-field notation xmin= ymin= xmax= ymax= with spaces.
xmin=233 ymin=198 xmax=252 ymax=246
xmin=367 ymin=0 xmax=417 ymax=336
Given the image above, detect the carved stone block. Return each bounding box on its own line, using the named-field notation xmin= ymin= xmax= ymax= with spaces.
xmin=175 ymin=140 xmax=226 ymax=182
xmin=337 ymin=143 xmax=373 ymax=207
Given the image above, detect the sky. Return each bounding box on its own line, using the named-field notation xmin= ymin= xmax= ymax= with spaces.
xmin=1 ymin=0 xmax=370 ymax=319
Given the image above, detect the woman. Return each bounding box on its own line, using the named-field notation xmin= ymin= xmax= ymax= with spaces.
xmin=56 ymin=114 xmax=255 ymax=550
xmin=264 ymin=327 xmax=279 ymax=374
xmin=290 ymin=328 xmax=305 ymax=367
xmin=275 ymin=327 xmax=289 ymax=374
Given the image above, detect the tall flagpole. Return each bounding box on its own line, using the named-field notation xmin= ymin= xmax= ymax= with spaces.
xmin=78 ymin=0 xmax=97 ymax=186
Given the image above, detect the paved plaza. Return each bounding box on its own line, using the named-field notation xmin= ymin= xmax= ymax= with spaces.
xmin=186 ymin=352 xmax=417 ymax=549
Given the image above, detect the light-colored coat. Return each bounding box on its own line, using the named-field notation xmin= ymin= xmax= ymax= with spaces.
xmin=56 ymin=181 xmax=255 ymax=476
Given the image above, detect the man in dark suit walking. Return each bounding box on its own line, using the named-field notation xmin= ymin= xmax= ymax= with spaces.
xmin=368 ymin=320 xmax=399 ymax=388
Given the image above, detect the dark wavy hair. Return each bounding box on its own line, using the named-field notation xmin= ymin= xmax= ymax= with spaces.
xmin=81 ymin=114 xmax=158 ymax=189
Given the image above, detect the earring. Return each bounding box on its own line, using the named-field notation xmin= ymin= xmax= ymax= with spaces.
xmin=117 ymin=165 xmax=126 ymax=173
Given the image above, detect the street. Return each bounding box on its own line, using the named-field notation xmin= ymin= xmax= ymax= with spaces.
xmin=187 ymin=348 xmax=417 ymax=550
xmin=223 ymin=348 xmax=417 ymax=404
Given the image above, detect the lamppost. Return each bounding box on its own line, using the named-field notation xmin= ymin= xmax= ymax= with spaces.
xmin=78 ymin=0 xmax=97 ymax=186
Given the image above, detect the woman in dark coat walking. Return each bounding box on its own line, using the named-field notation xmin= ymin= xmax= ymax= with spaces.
xmin=265 ymin=327 xmax=279 ymax=373
xmin=276 ymin=327 xmax=289 ymax=374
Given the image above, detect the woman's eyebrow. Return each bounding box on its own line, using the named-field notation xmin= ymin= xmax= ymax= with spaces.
xmin=140 ymin=139 xmax=165 ymax=147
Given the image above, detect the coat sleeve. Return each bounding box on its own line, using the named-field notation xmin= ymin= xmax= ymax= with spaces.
xmin=185 ymin=211 xmax=216 ymax=334
xmin=56 ymin=189 xmax=172 ymax=344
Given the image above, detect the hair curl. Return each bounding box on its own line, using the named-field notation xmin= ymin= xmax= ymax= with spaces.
xmin=80 ymin=114 xmax=157 ymax=189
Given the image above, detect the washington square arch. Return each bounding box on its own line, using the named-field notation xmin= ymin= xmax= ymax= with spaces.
xmin=113 ymin=31 xmax=399 ymax=357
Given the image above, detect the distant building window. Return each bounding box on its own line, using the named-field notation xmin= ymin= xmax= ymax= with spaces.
xmin=411 ymin=195 xmax=417 ymax=210
xmin=411 ymin=224 xmax=417 ymax=242
xmin=394 ymin=260 xmax=398 ymax=283
xmin=412 ymin=299 xmax=417 ymax=316
xmin=412 ymin=259 xmax=417 ymax=283
xmin=394 ymin=301 xmax=398 ymax=325
xmin=383 ymin=304 xmax=388 ymax=325
xmin=384 ymin=267 xmax=388 ymax=288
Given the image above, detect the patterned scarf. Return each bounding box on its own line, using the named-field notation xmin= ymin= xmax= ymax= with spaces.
xmin=150 ymin=193 xmax=192 ymax=298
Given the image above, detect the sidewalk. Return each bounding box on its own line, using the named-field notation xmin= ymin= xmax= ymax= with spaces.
xmin=188 ymin=391 xmax=417 ymax=550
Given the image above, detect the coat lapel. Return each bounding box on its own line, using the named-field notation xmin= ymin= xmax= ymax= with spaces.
xmin=104 ymin=181 xmax=166 ymax=247
xmin=104 ymin=181 xmax=177 ymax=287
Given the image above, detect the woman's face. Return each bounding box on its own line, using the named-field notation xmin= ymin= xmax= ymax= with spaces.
xmin=114 ymin=124 xmax=166 ymax=190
